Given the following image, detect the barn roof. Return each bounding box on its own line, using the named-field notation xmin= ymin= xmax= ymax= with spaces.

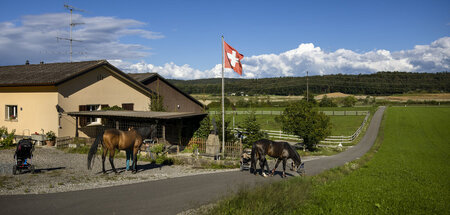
xmin=128 ymin=73 xmax=157 ymax=82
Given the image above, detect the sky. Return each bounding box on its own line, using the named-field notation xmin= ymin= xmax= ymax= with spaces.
xmin=0 ymin=0 xmax=449 ymax=79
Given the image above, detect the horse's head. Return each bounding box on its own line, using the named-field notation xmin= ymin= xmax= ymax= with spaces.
xmin=291 ymin=161 xmax=305 ymax=175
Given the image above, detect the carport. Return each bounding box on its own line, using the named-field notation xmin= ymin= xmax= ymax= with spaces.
xmin=67 ymin=110 xmax=207 ymax=146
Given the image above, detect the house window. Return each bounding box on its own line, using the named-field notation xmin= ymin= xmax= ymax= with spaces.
xmin=86 ymin=105 xmax=101 ymax=125
xmin=122 ymin=103 xmax=134 ymax=111
xmin=5 ymin=105 xmax=18 ymax=121
xmin=79 ymin=104 xmax=102 ymax=126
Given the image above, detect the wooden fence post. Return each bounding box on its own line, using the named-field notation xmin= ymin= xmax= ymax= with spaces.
xmin=239 ymin=138 xmax=243 ymax=156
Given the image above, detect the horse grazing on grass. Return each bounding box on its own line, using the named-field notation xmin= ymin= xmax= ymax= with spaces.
xmin=250 ymin=139 xmax=304 ymax=178
xmin=87 ymin=125 xmax=157 ymax=174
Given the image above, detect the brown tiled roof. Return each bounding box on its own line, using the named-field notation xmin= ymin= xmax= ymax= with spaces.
xmin=0 ymin=60 xmax=107 ymax=86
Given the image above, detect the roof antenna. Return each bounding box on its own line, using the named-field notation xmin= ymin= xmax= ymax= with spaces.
xmin=57 ymin=4 xmax=85 ymax=62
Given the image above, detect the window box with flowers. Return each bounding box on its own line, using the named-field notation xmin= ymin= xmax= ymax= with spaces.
xmin=5 ymin=105 xmax=18 ymax=121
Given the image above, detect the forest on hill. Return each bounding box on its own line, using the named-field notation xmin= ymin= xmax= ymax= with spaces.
xmin=169 ymin=72 xmax=450 ymax=96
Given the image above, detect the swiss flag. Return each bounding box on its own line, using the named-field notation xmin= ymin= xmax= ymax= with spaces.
xmin=224 ymin=41 xmax=244 ymax=75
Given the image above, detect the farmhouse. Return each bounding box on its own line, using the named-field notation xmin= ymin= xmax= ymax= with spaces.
xmin=0 ymin=60 xmax=206 ymax=144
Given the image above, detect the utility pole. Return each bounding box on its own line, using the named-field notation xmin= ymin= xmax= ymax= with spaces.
xmin=57 ymin=4 xmax=85 ymax=62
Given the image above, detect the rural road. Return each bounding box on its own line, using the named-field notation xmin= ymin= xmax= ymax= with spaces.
xmin=0 ymin=107 xmax=385 ymax=215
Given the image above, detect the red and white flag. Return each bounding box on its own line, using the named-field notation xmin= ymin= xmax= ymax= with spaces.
xmin=224 ymin=41 xmax=244 ymax=75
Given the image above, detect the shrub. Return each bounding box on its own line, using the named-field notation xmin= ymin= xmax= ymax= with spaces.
xmin=150 ymin=143 xmax=165 ymax=155
xmin=0 ymin=126 xmax=15 ymax=147
xmin=319 ymin=95 xmax=337 ymax=107
xmin=342 ymin=96 xmax=357 ymax=107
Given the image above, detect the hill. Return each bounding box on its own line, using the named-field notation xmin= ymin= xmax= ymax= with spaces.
xmin=168 ymin=72 xmax=450 ymax=96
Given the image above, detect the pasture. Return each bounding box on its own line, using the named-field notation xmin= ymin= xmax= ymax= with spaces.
xmin=209 ymin=109 xmax=368 ymax=136
xmin=207 ymin=107 xmax=450 ymax=214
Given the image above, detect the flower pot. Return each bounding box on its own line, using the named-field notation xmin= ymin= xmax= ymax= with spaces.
xmin=45 ymin=140 xmax=55 ymax=146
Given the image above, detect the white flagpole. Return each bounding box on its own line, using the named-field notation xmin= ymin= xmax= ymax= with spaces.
xmin=221 ymin=36 xmax=225 ymax=158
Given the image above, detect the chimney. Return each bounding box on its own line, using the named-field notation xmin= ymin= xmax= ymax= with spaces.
xmin=25 ymin=60 xmax=29 ymax=65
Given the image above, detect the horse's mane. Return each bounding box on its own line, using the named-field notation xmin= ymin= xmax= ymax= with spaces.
xmin=135 ymin=125 xmax=157 ymax=139
xmin=285 ymin=142 xmax=301 ymax=163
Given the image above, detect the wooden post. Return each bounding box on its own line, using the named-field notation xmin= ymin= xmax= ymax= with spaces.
xmin=239 ymin=138 xmax=243 ymax=157
xmin=162 ymin=124 xmax=166 ymax=143
xmin=116 ymin=121 xmax=119 ymax=130
xmin=75 ymin=116 xmax=79 ymax=137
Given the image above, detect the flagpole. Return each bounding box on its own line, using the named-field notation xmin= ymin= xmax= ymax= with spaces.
xmin=221 ymin=35 xmax=225 ymax=158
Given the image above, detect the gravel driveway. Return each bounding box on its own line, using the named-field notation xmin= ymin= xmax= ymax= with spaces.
xmin=0 ymin=147 xmax=235 ymax=195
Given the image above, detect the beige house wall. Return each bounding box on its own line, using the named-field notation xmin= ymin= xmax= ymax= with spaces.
xmin=0 ymin=91 xmax=59 ymax=136
xmin=57 ymin=67 xmax=151 ymax=137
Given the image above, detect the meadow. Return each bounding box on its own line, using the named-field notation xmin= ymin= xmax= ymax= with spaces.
xmin=206 ymin=107 xmax=450 ymax=214
xmin=208 ymin=107 xmax=371 ymax=136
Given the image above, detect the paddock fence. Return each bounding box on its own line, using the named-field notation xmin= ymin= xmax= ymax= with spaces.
xmin=235 ymin=112 xmax=370 ymax=145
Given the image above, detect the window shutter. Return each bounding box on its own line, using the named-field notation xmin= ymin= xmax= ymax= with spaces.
xmin=122 ymin=103 xmax=134 ymax=111
xmin=79 ymin=105 xmax=88 ymax=127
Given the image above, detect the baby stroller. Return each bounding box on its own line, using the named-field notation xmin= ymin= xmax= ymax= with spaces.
xmin=13 ymin=138 xmax=35 ymax=175
xmin=240 ymin=148 xmax=252 ymax=171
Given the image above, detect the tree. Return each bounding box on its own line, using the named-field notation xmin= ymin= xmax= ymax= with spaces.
xmin=319 ymin=95 xmax=337 ymax=107
xmin=239 ymin=112 xmax=267 ymax=148
xmin=302 ymin=92 xmax=317 ymax=105
xmin=277 ymin=100 xmax=331 ymax=150
xmin=193 ymin=115 xmax=212 ymax=138
xmin=213 ymin=116 xmax=237 ymax=143
xmin=342 ymin=96 xmax=357 ymax=107
xmin=150 ymin=93 xmax=166 ymax=112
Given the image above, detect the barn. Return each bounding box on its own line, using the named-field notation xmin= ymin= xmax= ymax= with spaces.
xmin=0 ymin=60 xmax=206 ymax=145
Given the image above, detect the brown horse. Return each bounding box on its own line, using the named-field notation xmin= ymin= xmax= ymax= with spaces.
xmin=87 ymin=128 xmax=145 ymax=174
xmin=250 ymin=139 xmax=304 ymax=178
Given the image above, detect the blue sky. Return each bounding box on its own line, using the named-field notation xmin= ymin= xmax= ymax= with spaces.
xmin=0 ymin=0 xmax=449 ymax=79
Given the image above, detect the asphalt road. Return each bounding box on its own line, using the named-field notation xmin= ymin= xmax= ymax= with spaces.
xmin=0 ymin=107 xmax=385 ymax=215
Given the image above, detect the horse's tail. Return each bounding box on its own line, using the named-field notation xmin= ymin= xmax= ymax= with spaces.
xmin=87 ymin=131 xmax=104 ymax=170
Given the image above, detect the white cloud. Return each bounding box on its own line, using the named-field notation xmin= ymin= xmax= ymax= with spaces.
xmin=112 ymin=37 xmax=449 ymax=79
xmin=0 ymin=13 xmax=162 ymax=65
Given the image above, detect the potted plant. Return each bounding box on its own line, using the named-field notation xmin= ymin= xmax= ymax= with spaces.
xmin=45 ymin=131 xmax=56 ymax=146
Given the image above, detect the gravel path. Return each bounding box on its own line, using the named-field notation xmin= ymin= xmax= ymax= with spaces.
xmin=0 ymin=147 xmax=235 ymax=195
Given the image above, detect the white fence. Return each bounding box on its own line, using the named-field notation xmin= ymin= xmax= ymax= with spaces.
xmin=255 ymin=112 xmax=370 ymax=144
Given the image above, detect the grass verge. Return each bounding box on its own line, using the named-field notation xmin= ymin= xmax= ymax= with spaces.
xmin=206 ymin=107 xmax=450 ymax=214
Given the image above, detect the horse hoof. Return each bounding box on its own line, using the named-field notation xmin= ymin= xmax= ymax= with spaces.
xmin=262 ymin=173 xmax=268 ymax=178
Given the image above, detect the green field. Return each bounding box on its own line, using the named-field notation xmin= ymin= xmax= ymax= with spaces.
xmin=207 ymin=107 xmax=450 ymax=214
xmin=210 ymin=113 xmax=366 ymax=136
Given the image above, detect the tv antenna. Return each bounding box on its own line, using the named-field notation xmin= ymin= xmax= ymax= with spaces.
xmin=57 ymin=4 xmax=85 ymax=62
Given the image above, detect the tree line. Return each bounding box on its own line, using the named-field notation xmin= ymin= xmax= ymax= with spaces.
xmin=169 ymin=72 xmax=450 ymax=96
